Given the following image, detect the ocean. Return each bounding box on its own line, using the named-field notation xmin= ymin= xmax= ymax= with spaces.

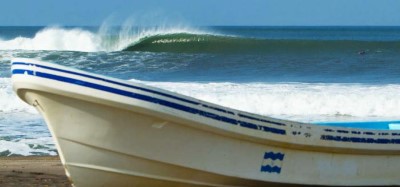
xmin=1 ymin=26 xmax=400 ymax=156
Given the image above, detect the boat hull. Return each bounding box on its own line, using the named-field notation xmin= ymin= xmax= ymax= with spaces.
xmin=20 ymin=91 xmax=293 ymax=187
xmin=12 ymin=58 xmax=400 ymax=186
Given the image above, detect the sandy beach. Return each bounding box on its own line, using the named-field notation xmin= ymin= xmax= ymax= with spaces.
xmin=0 ymin=156 xmax=72 ymax=186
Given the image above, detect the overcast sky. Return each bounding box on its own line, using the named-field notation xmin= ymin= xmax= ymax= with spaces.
xmin=1 ymin=0 xmax=400 ymax=26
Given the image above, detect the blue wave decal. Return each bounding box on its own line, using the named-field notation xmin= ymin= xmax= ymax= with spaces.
xmin=260 ymin=165 xmax=282 ymax=174
xmin=261 ymin=151 xmax=285 ymax=174
xmin=263 ymin=151 xmax=285 ymax=161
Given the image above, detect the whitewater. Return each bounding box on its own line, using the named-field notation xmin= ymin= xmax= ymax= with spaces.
xmin=1 ymin=25 xmax=400 ymax=156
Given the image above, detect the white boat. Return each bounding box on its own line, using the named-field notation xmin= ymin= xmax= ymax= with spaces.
xmin=11 ymin=58 xmax=400 ymax=186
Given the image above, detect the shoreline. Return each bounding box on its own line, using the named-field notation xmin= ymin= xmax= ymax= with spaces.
xmin=0 ymin=156 xmax=72 ymax=186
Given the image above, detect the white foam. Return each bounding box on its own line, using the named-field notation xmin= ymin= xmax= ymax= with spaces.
xmin=0 ymin=27 xmax=101 ymax=52
xmin=0 ymin=78 xmax=47 ymax=156
xmin=0 ymin=78 xmax=36 ymax=113
xmin=132 ymin=80 xmax=400 ymax=121
xmin=0 ymin=137 xmax=56 ymax=156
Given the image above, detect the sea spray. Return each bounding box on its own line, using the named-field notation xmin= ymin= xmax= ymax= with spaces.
xmin=97 ymin=20 xmax=212 ymax=51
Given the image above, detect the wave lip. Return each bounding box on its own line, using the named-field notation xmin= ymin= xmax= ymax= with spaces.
xmin=101 ymin=26 xmax=216 ymax=52
xmin=122 ymin=33 xmax=257 ymax=53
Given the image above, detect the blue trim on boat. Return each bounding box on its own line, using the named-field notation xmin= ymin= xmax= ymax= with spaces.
xmin=12 ymin=69 xmax=286 ymax=135
xmin=316 ymin=121 xmax=400 ymax=130
xmin=201 ymin=104 xmax=235 ymax=115
xmin=12 ymin=62 xmax=200 ymax=105
xmin=12 ymin=62 xmax=286 ymax=127
xmin=321 ymin=135 xmax=400 ymax=144
xmin=337 ymin=130 xmax=349 ymax=134
xmin=238 ymin=113 xmax=286 ymax=126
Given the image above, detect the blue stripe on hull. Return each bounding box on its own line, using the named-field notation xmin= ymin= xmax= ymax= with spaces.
xmin=12 ymin=62 xmax=286 ymax=127
xmin=12 ymin=69 xmax=286 ymax=135
xmin=13 ymin=64 xmax=400 ymax=144
xmin=321 ymin=135 xmax=400 ymax=144
xmin=12 ymin=62 xmax=200 ymax=105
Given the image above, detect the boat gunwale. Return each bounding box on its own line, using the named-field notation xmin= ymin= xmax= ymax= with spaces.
xmin=11 ymin=59 xmax=289 ymax=127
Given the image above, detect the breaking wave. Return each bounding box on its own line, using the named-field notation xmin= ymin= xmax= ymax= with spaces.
xmin=1 ymin=26 xmax=399 ymax=54
xmin=0 ymin=26 xmax=213 ymax=52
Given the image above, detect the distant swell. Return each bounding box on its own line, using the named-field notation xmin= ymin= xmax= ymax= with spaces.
xmin=123 ymin=34 xmax=400 ymax=53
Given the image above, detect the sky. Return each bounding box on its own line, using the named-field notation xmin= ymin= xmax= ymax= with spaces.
xmin=1 ymin=0 xmax=400 ymax=26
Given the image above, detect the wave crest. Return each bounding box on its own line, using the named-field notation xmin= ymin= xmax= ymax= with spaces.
xmin=123 ymin=33 xmax=244 ymax=53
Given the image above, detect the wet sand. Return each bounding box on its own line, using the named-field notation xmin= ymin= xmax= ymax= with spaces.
xmin=0 ymin=156 xmax=72 ymax=186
